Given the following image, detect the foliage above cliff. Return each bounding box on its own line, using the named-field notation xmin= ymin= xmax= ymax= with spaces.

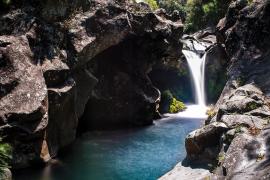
xmin=139 ymin=0 xmax=232 ymax=32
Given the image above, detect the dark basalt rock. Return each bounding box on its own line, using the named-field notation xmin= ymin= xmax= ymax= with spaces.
xmin=204 ymin=44 xmax=228 ymax=104
xmin=0 ymin=0 xmax=183 ymax=169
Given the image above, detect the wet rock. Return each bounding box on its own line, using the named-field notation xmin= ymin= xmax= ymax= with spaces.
xmin=185 ymin=122 xmax=228 ymax=161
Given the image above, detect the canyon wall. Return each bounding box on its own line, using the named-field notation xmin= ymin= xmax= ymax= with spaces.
xmin=0 ymin=0 xmax=183 ymax=169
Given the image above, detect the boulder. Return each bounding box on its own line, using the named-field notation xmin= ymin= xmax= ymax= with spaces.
xmin=185 ymin=122 xmax=228 ymax=161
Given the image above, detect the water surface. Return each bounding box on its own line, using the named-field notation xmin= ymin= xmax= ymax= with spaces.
xmin=15 ymin=116 xmax=202 ymax=180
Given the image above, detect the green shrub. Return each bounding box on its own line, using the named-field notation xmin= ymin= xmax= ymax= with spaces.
xmin=142 ymin=0 xmax=159 ymax=10
xmin=160 ymin=90 xmax=186 ymax=113
xmin=169 ymin=98 xmax=186 ymax=113
xmin=184 ymin=0 xmax=232 ymax=32
xmin=206 ymin=106 xmax=216 ymax=119
xmin=0 ymin=139 xmax=11 ymax=174
xmin=159 ymin=0 xmax=186 ymax=14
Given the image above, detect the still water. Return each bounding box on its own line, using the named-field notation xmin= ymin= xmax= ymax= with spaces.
xmin=14 ymin=116 xmax=202 ymax=180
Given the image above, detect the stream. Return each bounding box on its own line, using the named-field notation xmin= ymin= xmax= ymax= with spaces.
xmin=14 ymin=115 xmax=203 ymax=180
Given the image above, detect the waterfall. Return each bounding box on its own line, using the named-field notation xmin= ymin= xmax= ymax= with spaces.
xmin=164 ymin=39 xmax=208 ymax=119
xmin=169 ymin=40 xmax=208 ymax=119
xmin=182 ymin=50 xmax=206 ymax=106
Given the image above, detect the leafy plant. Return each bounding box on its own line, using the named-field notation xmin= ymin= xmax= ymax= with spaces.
xmin=169 ymin=98 xmax=186 ymax=113
xmin=159 ymin=0 xmax=186 ymax=14
xmin=184 ymin=0 xmax=232 ymax=32
xmin=0 ymin=139 xmax=11 ymax=175
xmin=142 ymin=0 xmax=159 ymax=10
xmin=206 ymin=106 xmax=216 ymax=119
xmin=217 ymin=152 xmax=225 ymax=165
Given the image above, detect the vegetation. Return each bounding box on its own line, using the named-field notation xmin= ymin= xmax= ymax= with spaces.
xmin=159 ymin=0 xmax=186 ymax=14
xmin=184 ymin=0 xmax=232 ymax=32
xmin=246 ymin=101 xmax=259 ymax=111
xmin=206 ymin=106 xmax=216 ymax=119
xmin=217 ymin=152 xmax=225 ymax=165
xmin=0 ymin=139 xmax=11 ymax=175
xmin=136 ymin=0 xmax=159 ymax=10
xmin=235 ymin=125 xmax=245 ymax=134
xmin=139 ymin=0 xmax=232 ymax=32
xmin=160 ymin=90 xmax=186 ymax=113
xmin=169 ymin=97 xmax=186 ymax=113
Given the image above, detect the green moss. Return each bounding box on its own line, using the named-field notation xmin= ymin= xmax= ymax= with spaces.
xmin=235 ymin=125 xmax=245 ymax=134
xmin=0 ymin=139 xmax=11 ymax=175
xmin=206 ymin=107 xmax=216 ymax=119
xmin=169 ymin=98 xmax=186 ymax=113
xmin=246 ymin=101 xmax=259 ymax=111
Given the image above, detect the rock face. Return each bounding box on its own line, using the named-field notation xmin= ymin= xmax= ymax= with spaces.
xmin=0 ymin=0 xmax=183 ymax=169
xmin=204 ymin=44 xmax=228 ymax=104
xmin=180 ymin=0 xmax=270 ymax=179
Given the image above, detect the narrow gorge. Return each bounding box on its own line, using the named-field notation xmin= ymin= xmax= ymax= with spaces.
xmin=0 ymin=0 xmax=269 ymax=180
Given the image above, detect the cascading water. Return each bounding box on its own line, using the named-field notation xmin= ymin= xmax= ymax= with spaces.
xmin=173 ymin=39 xmax=208 ymax=119
xmin=182 ymin=50 xmax=206 ymax=106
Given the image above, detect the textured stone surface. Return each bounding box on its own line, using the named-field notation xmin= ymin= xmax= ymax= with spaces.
xmin=0 ymin=0 xmax=183 ymax=169
xmin=0 ymin=36 xmax=48 ymax=169
xmin=164 ymin=0 xmax=270 ymax=179
xmin=185 ymin=122 xmax=228 ymax=162
xmin=159 ymin=162 xmax=212 ymax=180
